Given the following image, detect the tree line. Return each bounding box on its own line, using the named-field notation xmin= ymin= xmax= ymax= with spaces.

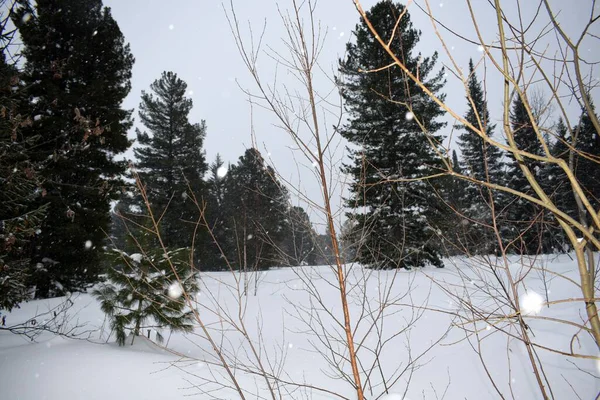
xmin=0 ymin=0 xmax=328 ymax=309
xmin=1 ymin=0 xmax=599 ymax=311
xmin=339 ymin=1 xmax=600 ymax=269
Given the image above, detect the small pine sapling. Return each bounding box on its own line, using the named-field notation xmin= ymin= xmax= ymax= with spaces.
xmin=94 ymin=247 xmax=198 ymax=346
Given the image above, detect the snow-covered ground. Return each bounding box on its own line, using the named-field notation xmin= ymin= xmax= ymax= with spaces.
xmin=1 ymin=254 xmax=599 ymax=399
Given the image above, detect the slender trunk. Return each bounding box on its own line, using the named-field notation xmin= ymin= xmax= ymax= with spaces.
xmin=131 ymin=297 xmax=144 ymax=346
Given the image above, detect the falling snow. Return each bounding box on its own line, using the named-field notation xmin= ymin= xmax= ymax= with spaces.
xmin=520 ymin=290 xmax=544 ymax=315
xmin=217 ymin=166 xmax=228 ymax=178
xmin=84 ymin=240 xmax=92 ymax=249
xmin=168 ymin=282 xmax=184 ymax=299
xmin=405 ymin=112 xmax=414 ymax=121
xmin=168 ymin=24 xmax=174 ymax=30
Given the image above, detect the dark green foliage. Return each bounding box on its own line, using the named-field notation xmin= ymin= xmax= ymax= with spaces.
xmin=1 ymin=3 xmax=49 ymax=310
xmin=453 ymin=60 xmax=505 ymax=255
xmin=93 ymin=245 xmax=198 ymax=346
xmin=0 ymin=37 xmax=47 ymax=311
xmin=540 ymin=119 xmax=574 ymax=250
xmin=339 ymin=1 xmax=447 ymax=269
xmin=13 ymin=0 xmax=134 ymax=297
xmin=133 ymin=71 xmax=209 ymax=262
xmin=201 ymin=154 xmax=231 ymax=269
xmin=571 ymin=105 xmax=600 ymax=216
xmin=543 ymin=108 xmax=600 ymax=250
xmin=505 ymin=96 xmax=549 ymax=254
xmin=221 ymin=148 xmax=290 ymax=270
xmin=313 ymin=231 xmax=336 ymax=266
xmin=457 ymin=60 xmax=504 ymax=184
xmin=281 ymin=206 xmax=317 ymax=266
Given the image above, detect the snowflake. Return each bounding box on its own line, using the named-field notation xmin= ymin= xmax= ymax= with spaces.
xmin=405 ymin=112 xmax=414 ymax=121
xmin=168 ymin=24 xmax=174 ymax=30
xmin=168 ymin=282 xmax=184 ymax=299
xmin=520 ymin=290 xmax=544 ymax=315
xmin=217 ymin=166 xmax=228 ymax=178
xmin=477 ymin=45 xmax=485 ymax=52
xmin=84 ymin=240 xmax=92 ymax=250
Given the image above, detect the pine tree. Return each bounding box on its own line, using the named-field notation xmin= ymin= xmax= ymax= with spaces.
xmin=572 ymin=104 xmax=600 ymax=217
xmin=540 ymin=119 xmax=574 ymax=251
xmin=1 ymin=12 xmax=48 ymax=310
xmin=222 ymin=148 xmax=289 ymax=271
xmin=93 ymin=242 xmax=198 ymax=346
xmin=339 ymin=0 xmax=447 ymax=269
xmin=436 ymin=150 xmax=469 ymax=255
xmin=201 ymin=154 xmax=230 ymax=269
xmin=207 ymin=154 xmax=226 ymax=207
xmin=133 ymin=71 xmax=208 ymax=259
xmin=281 ymin=206 xmax=317 ymax=266
xmin=13 ymin=0 xmax=134 ymax=297
xmin=505 ymin=95 xmax=548 ymax=254
xmin=455 ymin=59 xmax=505 ymax=254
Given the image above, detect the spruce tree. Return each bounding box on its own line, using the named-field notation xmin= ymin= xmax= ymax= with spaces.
xmin=202 ymin=154 xmax=230 ymax=269
xmin=541 ymin=119 xmax=574 ymax=251
xmin=93 ymin=243 xmax=198 ymax=346
xmin=572 ymin=104 xmax=600 ymax=216
xmin=222 ymin=148 xmax=289 ymax=271
xmin=133 ymin=72 xmax=208 ymax=259
xmin=0 ymin=19 xmax=47 ymax=310
xmin=13 ymin=0 xmax=134 ymax=297
xmin=455 ymin=59 xmax=505 ymax=254
xmin=505 ymin=95 xmax=547 ymax=254
xmin=339 ymin=0 xmax=447 ymax=269
xmin=281 ymin=206 xmax=317 ymax=266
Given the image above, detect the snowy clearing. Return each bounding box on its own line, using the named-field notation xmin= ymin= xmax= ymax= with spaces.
xmin=1 ymin=254 xmax=599 ymax=399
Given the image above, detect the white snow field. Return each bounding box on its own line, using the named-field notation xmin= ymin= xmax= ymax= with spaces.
xmin=1 ymin=254 xmax=599 ymax=399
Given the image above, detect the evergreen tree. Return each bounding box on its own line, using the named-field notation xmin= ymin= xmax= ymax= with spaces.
xmin=455 ymin=59 xmax=505 ymax=254
xmin=339 ymin=1 xmax=447 ymax=269
xmin=222 ymin=148 xmax=289 ymax=271
xmin=281 ymin=206 xmax=317 ymax=266
xmin=13 ymin=0 xmax=134 ymax=297
xmin=457 ymin=60 xmax=504 ymax=183
xmin=505 ymin=95 xmax=548 ymax=254
xmin=207 ymin=154 xmax=226 ymax=207
xmin=0 ymin=14 xmax=48 ymax=310
xmin=93 ymin=243 xmax=198 ymax=346
xmin=202 ymin=154 xmax=230 ymax=269
xmin=540 ymin=119 xmax=574 ymax=251
xmin=133 ymin=71 xmax=209 ymax=259
xmin=572 ymin=104 xmax=600 ymax=216
xmin=436 ymin=150 xmax=469 ymax=255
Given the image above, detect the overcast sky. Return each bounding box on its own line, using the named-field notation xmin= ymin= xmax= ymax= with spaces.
xmin=101 ymin=0 xmax=598 ymax=232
